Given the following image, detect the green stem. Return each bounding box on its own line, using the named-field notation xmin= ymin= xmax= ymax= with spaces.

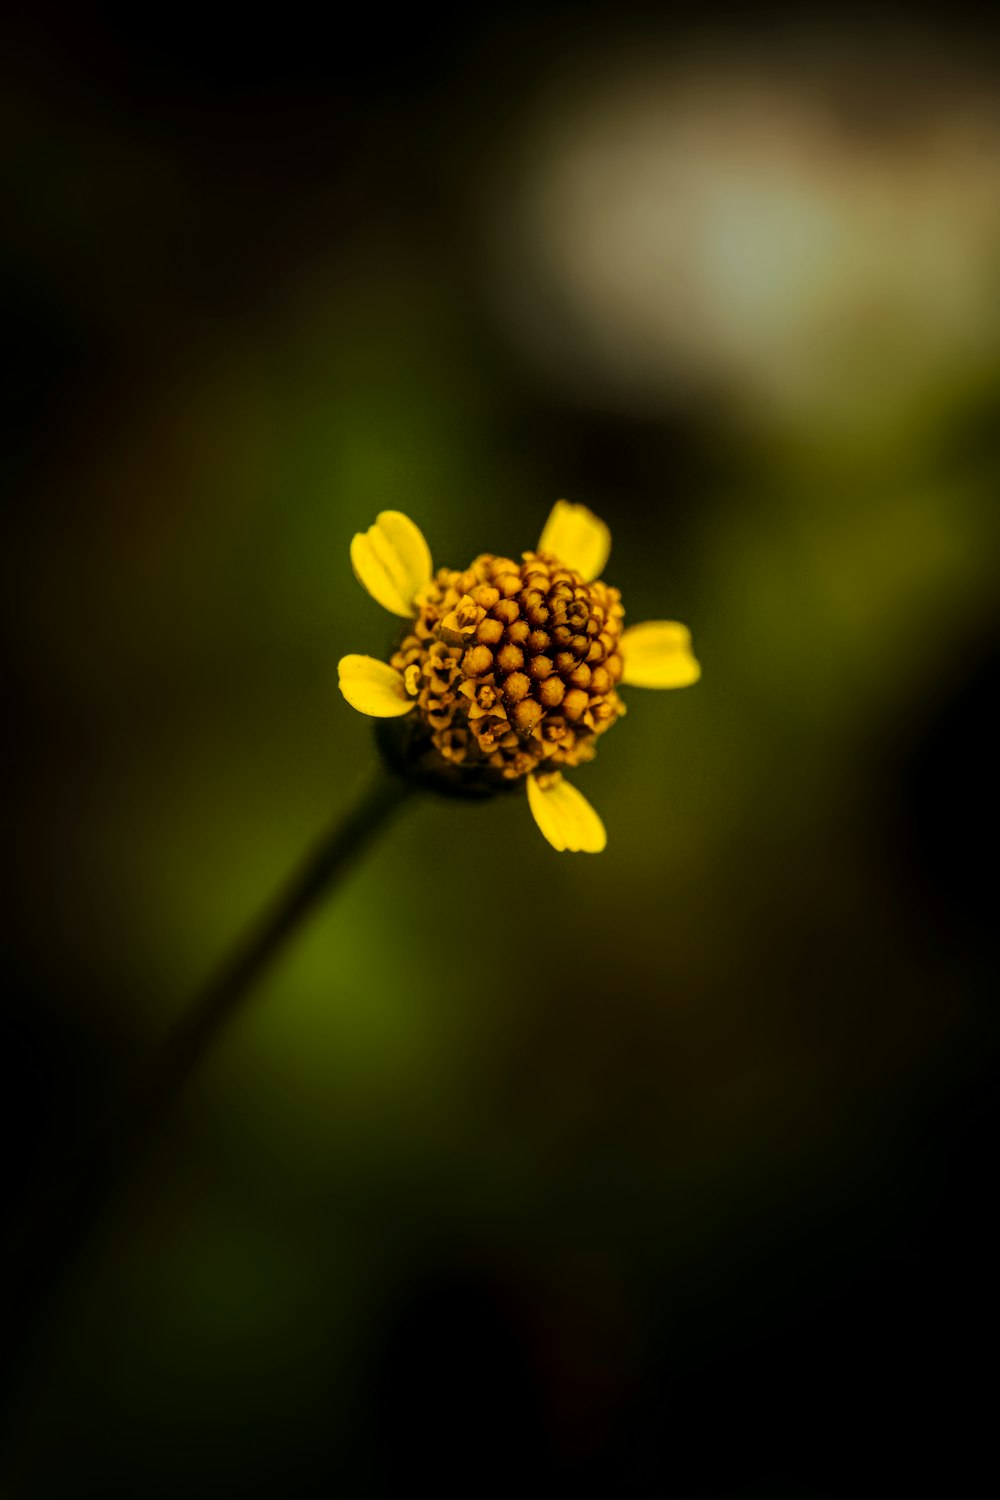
xmin=0 ymin=767 xmax=412 ymax=1434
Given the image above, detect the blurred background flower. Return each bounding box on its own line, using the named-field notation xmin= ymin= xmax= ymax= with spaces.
xmin=489 ymin=40 xmax=1000 ymax=426
xmin=2 ymin=3 xmax=997 ymax=1496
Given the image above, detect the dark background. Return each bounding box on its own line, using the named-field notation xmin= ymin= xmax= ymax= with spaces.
xmin=3 ymin=2 xmax=998 ymax=1494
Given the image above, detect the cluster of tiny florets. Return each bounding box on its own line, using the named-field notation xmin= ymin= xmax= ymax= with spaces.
xmin=389 ymin=551 xmax=626 ymax=782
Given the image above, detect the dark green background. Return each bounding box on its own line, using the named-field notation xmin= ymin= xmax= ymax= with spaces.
xmin=3 ymin=4 xmax=997 ymax=1494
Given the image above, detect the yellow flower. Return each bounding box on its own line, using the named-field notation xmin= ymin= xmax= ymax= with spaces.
xmin=338 ymin=501 xmax=700 ymax=852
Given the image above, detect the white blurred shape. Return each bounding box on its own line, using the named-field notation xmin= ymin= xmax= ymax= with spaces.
xmin=488 ymin=51 xmax=1000 ymax=425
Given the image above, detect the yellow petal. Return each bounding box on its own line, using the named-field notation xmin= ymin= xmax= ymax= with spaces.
xmin=619 ymin=621 xmax=701 ymax=689
xmin=538 ymin=500 xmax=611 ymax=582
xmin=338 ymin=655 xmax=416 ymax=717
xmin=527 ymin=772 xmax=607 ymax=853
xmin=350 ymin=511 xmax=433 ymax=617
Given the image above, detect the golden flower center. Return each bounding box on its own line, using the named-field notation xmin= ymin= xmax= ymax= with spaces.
xmin=390 ymin=550 xmax=626 ymax=782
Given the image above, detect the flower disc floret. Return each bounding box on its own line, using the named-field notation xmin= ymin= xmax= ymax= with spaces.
xmin=390 ymin=550 xmax=626 ymax=784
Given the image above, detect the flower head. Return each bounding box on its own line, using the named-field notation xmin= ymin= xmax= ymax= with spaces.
xmin=338 ymin=501 xmax=699 ymax=851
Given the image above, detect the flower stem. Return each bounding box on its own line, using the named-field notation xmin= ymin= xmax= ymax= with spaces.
xmin=0 ymin=766 xmax=412 ymax=1434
